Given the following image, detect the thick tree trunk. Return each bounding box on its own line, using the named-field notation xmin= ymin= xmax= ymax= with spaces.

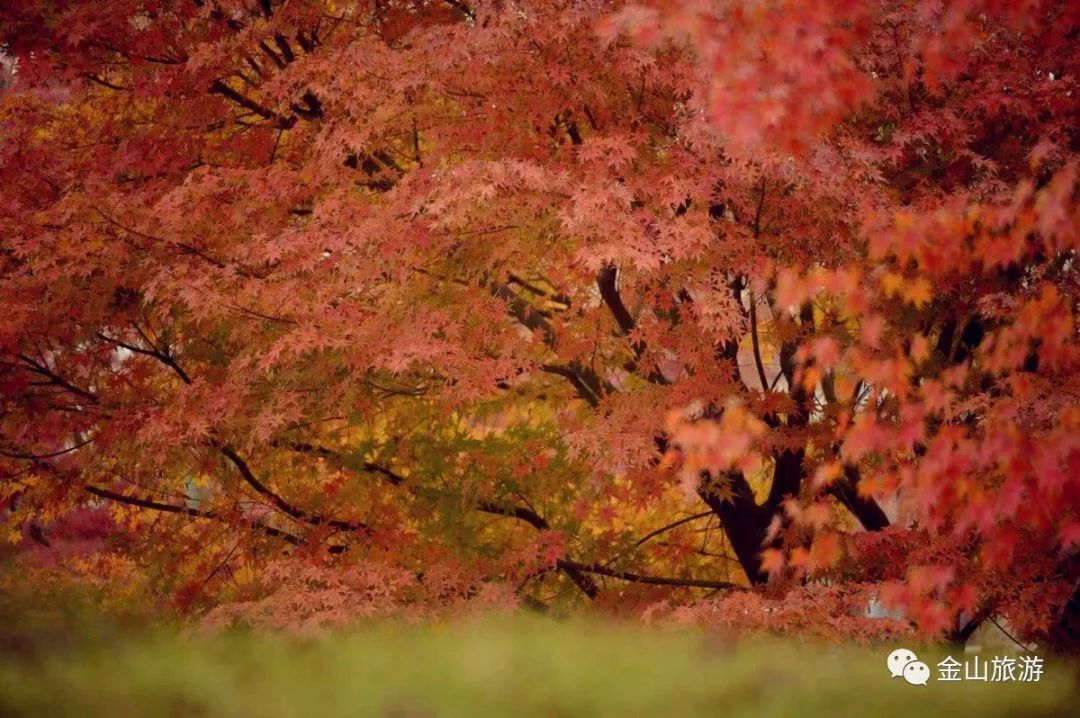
xmin=832 ymin=467 xmax=891 ymax=531
xmin=697 ymin=472 xmax=770 ymax=585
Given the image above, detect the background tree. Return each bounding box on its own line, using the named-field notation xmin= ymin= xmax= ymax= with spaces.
xmin=1 ymin=0 xmax=1077 ymax=646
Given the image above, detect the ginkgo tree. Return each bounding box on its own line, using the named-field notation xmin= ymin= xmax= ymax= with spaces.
xmin=1 ymin=0 xmax=1077 ymax=647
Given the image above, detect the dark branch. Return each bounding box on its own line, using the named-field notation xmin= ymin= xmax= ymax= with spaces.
xmin=829 ymin=466 xmax=890 ymax=531
xmin=217 ymin=444 xmax=369 ymax=533
xmin=558 ymin=559 xmax=742 ymax=591
xmin=209 ymin=78 xmax=296 ymax=129
xmin=748 ymin=290 xmax=771 ymax=391
xmin=97 ymin=331 xmax=192 ymax=385
xmin=596 ymin=263 xmax=636 ymax=335
xmin=596 ymin=263 xmax=670 ymax=385
xmin=443 ymin=0 xmax=476 ymax=20
xmin=84 ymin=484 xmax=304 ymax=547
xmin=633 ymin=511 xmax=713 ymax=548
xmin=278 ymin=440 xmax=599 ymax=598
xmin=16 ymin=355 xmax=99 ymax=403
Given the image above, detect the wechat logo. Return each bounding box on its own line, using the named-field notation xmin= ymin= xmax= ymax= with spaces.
xmin=887 ymin=648 xmax=931 ymax=686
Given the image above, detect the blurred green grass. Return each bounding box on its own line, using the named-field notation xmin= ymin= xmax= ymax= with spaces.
xmin=2 ymin=613 xmax=1078 ymax=718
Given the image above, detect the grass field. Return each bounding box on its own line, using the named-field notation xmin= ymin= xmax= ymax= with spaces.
xmin=1 ymin=613 xmax=1078 ymax=718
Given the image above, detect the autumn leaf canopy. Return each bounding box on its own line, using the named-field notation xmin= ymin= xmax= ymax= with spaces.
xmin=1 ymin=0 xmax=1078 ymax=644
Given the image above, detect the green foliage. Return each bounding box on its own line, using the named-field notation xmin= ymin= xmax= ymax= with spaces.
xmin=1 ymin=615 xmax=1076 ymax=718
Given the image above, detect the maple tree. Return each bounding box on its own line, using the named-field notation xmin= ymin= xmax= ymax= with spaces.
xmin=1 ymin=0 xmax=1077 ymax=648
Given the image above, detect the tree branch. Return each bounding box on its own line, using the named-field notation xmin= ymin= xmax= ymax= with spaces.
xmin=828 ymin=466 xmax=890 ymax=531
xmin=632 ymin=511 xmax=714 ymax=548
xmin=558 ymin=559 xmax=742 ymax=591
xmin=443 ymin=0 xmax=476 ymax=21
xmin=209 ymin=78 xmax=296 ymax=129
xmin=748 ymin=289 xmax=771 ymax=392
xmin=595 ymin=263 xmax=669 ymax=385
xmin=97 ymin=330 xmax=192 ymax=385
xmin=277 ymin=439 xmax=600 ymax=598
xmin=217 ymin=444 xmax=369 ymax=533
xmin=16 ymin=355 xmax=99 ymax=404
xmin=84 ymin=484 xmax=307 ymax=548
xmin=596 ymin=263 xmax=636 ymax=335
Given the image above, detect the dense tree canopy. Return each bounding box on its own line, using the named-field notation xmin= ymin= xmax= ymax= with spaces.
xmin=1 ymin=0 xmax=1078 ymax=645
